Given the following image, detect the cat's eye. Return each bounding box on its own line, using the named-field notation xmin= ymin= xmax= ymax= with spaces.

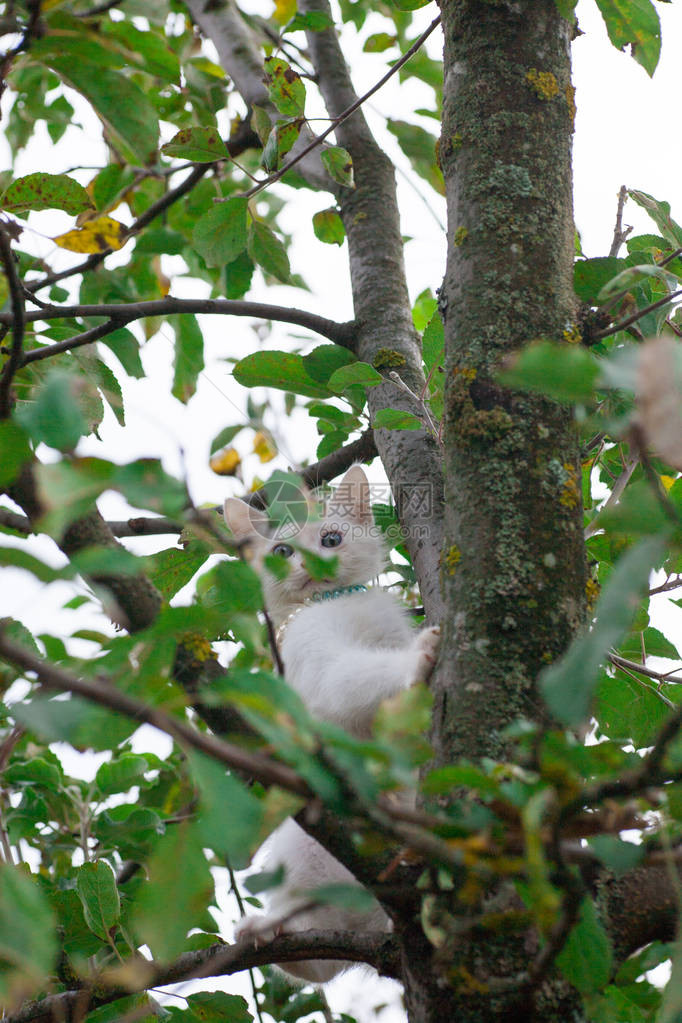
xmin=272 ymin=543 xmax=294 ymax=558
xmin=320 ymin=531 xmax=343 ymax=549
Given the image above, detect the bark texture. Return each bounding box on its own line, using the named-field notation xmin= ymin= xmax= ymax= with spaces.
xmin=398 ymin=2 xmax=589 ymax=1019
xmin=433 ymin=0 xmax=586 ymax=764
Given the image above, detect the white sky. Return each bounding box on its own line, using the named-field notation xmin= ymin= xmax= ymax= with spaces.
xmin=2 ymin=2 xmax=682 ymax=1019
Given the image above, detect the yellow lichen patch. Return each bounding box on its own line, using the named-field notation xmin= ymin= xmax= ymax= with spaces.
xmin=373 ymin=347 xmax=406 ymax=370
xmin=444 ymin=544 xmax=461 ymax=575
xmin=454 ymin=226 xmax=468 ymax=247
xmin=562 ymin=323 xmax=581 ymax=344
xmin=180 ymin=633 xmax=215 ymax=663
xmin=525 ymin=68 xmax=559 ymax=101
xmin=209 ymin=446 xmax=242 ymax=476
xmin=586 ymin=577 xmax=600 ymax=614
xmin=253 ymin=430 xmax=277 ymax=463
xmin=559 ymin=462 xmax=579 ymax=508
xmin=53 ymin=215 xmax=128 ymax=253
xmin=565 ymin=83 xmax=576 ymax=125
xmin=453 ymin=366 xmax=477 ymax=383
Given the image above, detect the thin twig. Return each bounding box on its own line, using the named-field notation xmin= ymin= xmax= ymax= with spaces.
xmin=0 ymin=629 xmax=310 ymax=797
xmin=608 ymin=185 xmax=631 ymax=258
xmin=0 ymin=228 xmax=26 ymax=418
xmin=584 ymin=454 xmax=638 ymax=538
xmin=610 ymin=652 xmax=682 ymax=687
xmin=242 ymin=15 xmax=442 ymax=199
xmin=592 ymin=287 xmax=682 ymax=342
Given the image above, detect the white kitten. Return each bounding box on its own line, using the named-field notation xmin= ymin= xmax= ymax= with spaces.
xmin=224 ymin=465 xmax=439 ymax=983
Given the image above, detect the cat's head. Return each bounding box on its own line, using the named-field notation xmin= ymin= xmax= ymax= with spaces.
xmin=223 ymin=465 xmax=385 ymax=623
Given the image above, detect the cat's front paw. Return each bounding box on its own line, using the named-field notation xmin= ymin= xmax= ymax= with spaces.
xmin=412 ymin=625 xmax=441 ymax=682
xmin=234 ymin=914 xmax=282 ymax=947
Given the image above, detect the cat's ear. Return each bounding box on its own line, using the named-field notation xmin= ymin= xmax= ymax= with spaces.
xmin=330 ymin=465 xmax=372 ymax=525
xmin=223 ymin=498 xmax=267 ymax=541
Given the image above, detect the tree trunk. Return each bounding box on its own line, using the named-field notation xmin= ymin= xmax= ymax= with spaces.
xmin=399 ymin=2 xmax=588 ymax=1018
xmin=434 ymin=0 xmax=586 ymax=762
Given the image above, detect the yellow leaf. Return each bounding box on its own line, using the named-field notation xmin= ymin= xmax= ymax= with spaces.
xmin=209 ymin=447 xmax=242 ymax=476
xmin=53 ymin=216 xmax=127 ymax=254
xmin=253 ymin=430 xmax=277 ymax=463
xmin=273 ymin=0 xmax=296 ymax=25
xmin=661 ymin=474 xmax=677 ymax=491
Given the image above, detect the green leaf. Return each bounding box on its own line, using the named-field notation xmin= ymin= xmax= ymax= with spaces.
xmin=234 ymin=351 xmax=332 ymax=399
xmin=629 ymin=189 xmax=682 ymax=249
xmin=171 ymin=313 xmax=204 ymax=404
xmin=76 ymin=860 xmax=120 ymax=941
xmin=16 ymin=370 xmax=89 ymax=452
xmin=390 ymin=0 xmax=433 ymax=9
xmin=541 ymin=536 xmax=666 ymax=725
xmin=0 ymin=864 xmax=57 ymax=999
xmin=363 ymin=32 xmax=397 ymax=52
xmin=192 ymin=197 xmax=248 ymax=268
xmin=103 ymin=19 xmax=180 ymax=82
xmin=4 ymin=757 xmax=62 ymax=791
xmin=204 ymin=560 xmax=262 ymax=615
xmin=497 ymin=340 xmax=599 ymax=403
xmin=0 ymin=420 xmax=31 ymax=487
xmin=387 ymin=119 xmax=443 ymax=194
xmin=553 ymin=0 xmax=578 ymax=18
xmin=99 ymin=328 xmax=145 ymax=379
xmin=13 ymin=693 xmax=136 ymax=749
xmin=162 ymin=126 xmax=228 ymax=163
xmin=597 ymin=262 xmax=680 ymax=302
xmin=0 ymin=172 xmax=93 ymax=215
xmin=373 ymin=408 xmax=423 ymax=430
xmin=209 ymin=425 xmax=244 ymax=455
xmin=312 ymin=207 xmax=345 ymax=246
xmin=574 ymin=257 xmax=626 ymax=304
xmin=188 ymin=752 xmax=264 ymax=869
xmin=247 ymin=221 xmax=290 ymax=282
xmin=224 ymin=250 xmax=255 ymax=299
xmin=586 ymin=835 xmax=643 ymax=876
xmin=95 ymin=754 xmax=151 ymax=796
xmin=594 ymin=0 xmax=661 ymax=76
xmin=328 ymin=362 xmax=383 ymax=392
xmin=143 ymin=539 xmax=211 ymax=601
xmin=288 ymin=10 xmax=334 ymax=31
xmin=134 ymin=821 xmax=214 ymax=961
xmin=422 ymin=309 xmax=444 ymax=372
xmin=261 ymin=117 xmax=304 ymax=171
xmin=321 ymin=146 xmax=354 ymax=188
xmin=556 ymin=895 xmax=613 ymax=993
xmin=263 ymin=56 xmax=306 ymax=116
xmin=302 ymin=344 xmax=355 ymax=385
xmin=40 ymin=59 xmax=159 ymax=163
xmin=167 ymin=992 xmax=253 ymax=1023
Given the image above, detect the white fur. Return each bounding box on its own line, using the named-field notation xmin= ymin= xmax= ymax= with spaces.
xmin=224 ymin=466 xmax=440 ymax=983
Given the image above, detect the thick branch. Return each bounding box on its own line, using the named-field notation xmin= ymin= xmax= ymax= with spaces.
xmin=299 ymin=0 xmax=445 ymax=623
xmin=7 ymin=298 xmax=355 ymax=361
xmin=7 ymin=931 xmax=399 ymax=1023
xmin=0 ymin=228 xmax=26 ymax=418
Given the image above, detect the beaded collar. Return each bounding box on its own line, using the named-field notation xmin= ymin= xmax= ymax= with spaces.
xmin=275 ymin=583 xmax=368 ymax=645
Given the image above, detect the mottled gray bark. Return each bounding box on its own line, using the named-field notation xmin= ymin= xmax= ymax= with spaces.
xmin=433 ymin=0 xmax=586 ymax=764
